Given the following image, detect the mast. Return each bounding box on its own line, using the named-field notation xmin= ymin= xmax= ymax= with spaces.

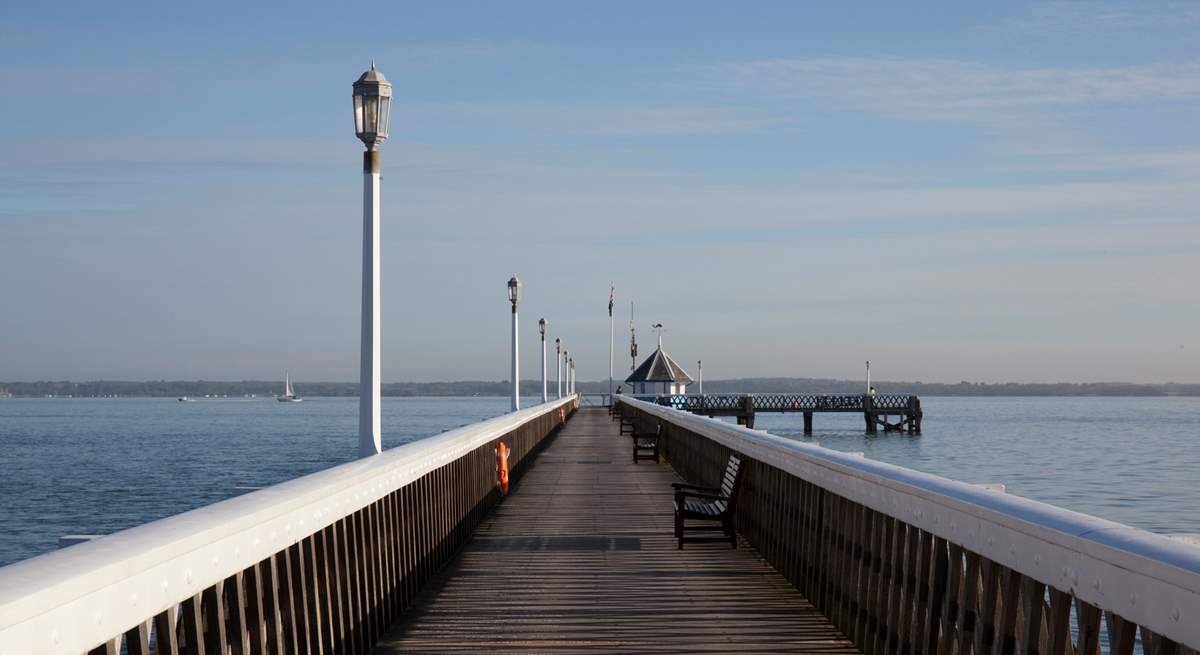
xmin=629 ymin=301 xmax=638 ymax=371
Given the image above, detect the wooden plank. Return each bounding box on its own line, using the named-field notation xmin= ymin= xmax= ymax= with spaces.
xmin=301 ymin=536 xmax=326 ymax=654
xmin=1074 ymin=598 xmax=1102 ymax=655
xmin=992 ymin=566 xmax=1022 ymax=655
xmin=912 ymin=529 xmax=932 ymax=655
xmin=938 ymin=543 xmax=964 ymax=655
xmin=327 ymin=525 xmax=350 ymax=655
xmin=898 ymin=524 xmax=919 ymax=655
xmin=262 ymin=554 xmax=284 ymax=654
xmin=200 ymin=580 xmax=227 ymax=654
xmin=226 ymin=571 xmax=251 ymax=655
xmin=885 ymin=517 xmax=905 ymax=655
xmin=242 ymin=562 xmax=267 ymax=654
xmin=180 ymin=593 xmax=206 ymax=655
xmin=975 ymin=558 xmax=1002 ymax=655
xmin=925 ymin=536 xmax=950 ymax=655
xmin=1104 ymin=611 xmax=1137 ymax=655
xmin=153 ymin=605 xmax=180 ymax=655
xmin=124 ymin=621 xmax=151 ymax=655
xmin=1017 ymin=578 xmax=1047 ymax=655
xmin=1047 ymin=588 xmax=1073 ymax=655
xmin=275 ymin=548 xmax=299 ymax=653
xmin=286 ymin=543 xmax=311 ymax=655
xmin=957 ymin=550 xmax=982 ymax=655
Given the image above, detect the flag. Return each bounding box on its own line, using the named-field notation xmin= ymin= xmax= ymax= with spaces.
xmin=608 ymin=285 xmax=614 ymax=316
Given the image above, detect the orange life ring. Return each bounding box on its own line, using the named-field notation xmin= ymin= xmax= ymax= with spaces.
xmin=558 ymin=407 xmax=566 ymax=425
xmin=496 ymin=441 xmax=510 ymax=495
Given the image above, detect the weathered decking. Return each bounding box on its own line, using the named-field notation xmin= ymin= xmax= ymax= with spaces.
xmin=372 ymin=407 xmax=858 ymax=654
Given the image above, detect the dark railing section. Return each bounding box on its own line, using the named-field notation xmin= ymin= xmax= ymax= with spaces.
xmin=651 ymin=393 xmax=923 ymax=434
xmin=617 ymin=397 xmax=1199 ymax=655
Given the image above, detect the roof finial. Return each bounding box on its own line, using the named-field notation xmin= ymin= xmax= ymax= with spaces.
xmin=370 ymin=58 xmax=376 ymax=70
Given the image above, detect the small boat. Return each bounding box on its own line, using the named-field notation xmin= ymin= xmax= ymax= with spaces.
xmin=278 ymin=371 xmax=303 ymax=403
xmin=177 ymin=396 xmax=194 ymax=402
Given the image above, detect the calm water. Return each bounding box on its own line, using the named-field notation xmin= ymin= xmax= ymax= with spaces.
xmin=1 ymin=396 xmax=1197 ymax=567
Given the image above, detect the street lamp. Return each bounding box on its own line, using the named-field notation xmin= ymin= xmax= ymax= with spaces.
xmin=698 ymin=359 xmax=703 ymax=395
xmin=563 ymin=350 xmax=569 ymax=395
xmin=556 ymin=338 xmax=562 ymax=398
xmin=539 ymin=318 xmax=548 ymax=403
xmin=508 ymin=276 xmax=522 ymax=411
xmin=353 ymin=63 xmax=392 ymax=458
xmin=569 ymin=357 xmax=575 ymax=394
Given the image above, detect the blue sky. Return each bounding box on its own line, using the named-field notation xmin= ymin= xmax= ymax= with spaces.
xmin=2 ymin=1 xmax=1198 ymax=384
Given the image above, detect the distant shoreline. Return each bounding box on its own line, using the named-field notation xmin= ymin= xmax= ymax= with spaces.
xmin=2 ymin=378 xmax=1197 ymax=398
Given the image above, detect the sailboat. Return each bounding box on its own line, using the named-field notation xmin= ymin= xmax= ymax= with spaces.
xmin=277 ymin=371 xmax=303 ymax=403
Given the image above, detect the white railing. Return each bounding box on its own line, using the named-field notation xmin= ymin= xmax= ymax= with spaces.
xmin=621 ymin=396 xmax=1200 ymax=652
xmin=0 ymin=395 xmax=577 ymax=654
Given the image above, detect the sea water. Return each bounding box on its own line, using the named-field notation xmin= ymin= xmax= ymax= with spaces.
xmin=0 ymin=395 xmax=1197 ymax=567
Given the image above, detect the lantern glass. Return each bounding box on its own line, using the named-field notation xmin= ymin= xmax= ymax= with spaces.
xmin=364 ymin=96 xmax=378 ymax=133
xmin=353 ymin=95 xmax=364 ymax=134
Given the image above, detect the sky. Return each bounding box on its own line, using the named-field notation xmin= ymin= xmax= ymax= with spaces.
xmin=1 ymin=1 xmax=1198 ymax=384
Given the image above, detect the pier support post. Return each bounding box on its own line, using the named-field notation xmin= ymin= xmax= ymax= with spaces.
xmin=864 ymin=394 xmax=877 ymax=435
xmin=803 ymin=411 xmax=813 ymax=435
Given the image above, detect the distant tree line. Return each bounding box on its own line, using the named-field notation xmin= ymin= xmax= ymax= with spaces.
xmin=2 ymin=378 xmax=1198 ymax=398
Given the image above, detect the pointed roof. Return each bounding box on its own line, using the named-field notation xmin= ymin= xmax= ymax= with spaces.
xmin=626 ymin=342 xmax=693 ymax=385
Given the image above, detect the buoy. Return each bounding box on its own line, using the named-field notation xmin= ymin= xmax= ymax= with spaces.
xmin=495 ymin=441 xmax=510 ymax=495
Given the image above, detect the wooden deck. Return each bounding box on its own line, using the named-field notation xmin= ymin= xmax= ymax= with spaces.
xmin=372 ymin=407 xmax=858 ymax=654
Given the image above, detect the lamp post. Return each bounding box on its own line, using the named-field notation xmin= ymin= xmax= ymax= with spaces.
xmin=353 ymin=64 xmax=392 ymax=458
xmin=563 ymin=350 xmax=568 ymax=395
xmin=570 ymin=358 xmax=575 ymax=394
xmin=556 ymin=338 xmax=562 ymax=398
xmin=539 ymin=318 xmax=548 ymax=403
xmin=698 ymin=359 xmax=703 ymax=395
xmin=508 ymin=276 xmax=522 ymax=412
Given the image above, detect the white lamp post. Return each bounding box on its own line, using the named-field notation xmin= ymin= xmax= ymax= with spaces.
xmin=353 ymin=64 xmax=392 ymax=458
xmin=555 ymin=338 xmax=562 ymax=399
xmin=563 ymin=350 xmax=569 ymax=394
xmin=539 ymin=318 xmax=548 ymax=403
xmin=508 ymin=276 xmax=522 ymax=412
xmin=569 ymin=358 xmax=575 ymax=394
xmin=698 ymin=359 xmax=703 ymax=395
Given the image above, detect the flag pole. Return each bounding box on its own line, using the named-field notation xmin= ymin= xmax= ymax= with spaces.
xmin=608 ymin=284 xmax=614 ymax=401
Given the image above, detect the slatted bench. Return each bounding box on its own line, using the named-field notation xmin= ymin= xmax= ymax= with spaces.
xmin=632 ymin=423 xmax=661 ymax=463
xmin=672 ymin=454 xmax=744 ymax=549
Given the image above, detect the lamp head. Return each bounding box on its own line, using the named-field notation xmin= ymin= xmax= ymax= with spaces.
xmin=507 ymin=275 xmax=522 ymax=308
xmin=352 ymin=64 xmax=393 ymax=148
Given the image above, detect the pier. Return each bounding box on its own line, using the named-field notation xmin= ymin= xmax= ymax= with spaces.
xmin=653 ymin=392 xmax=924 ymax=434
xmin=2 ymin=396 xmax=1199 ymax=654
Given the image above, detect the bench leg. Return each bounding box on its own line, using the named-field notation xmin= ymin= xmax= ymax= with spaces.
xmin=674 ymin=511 xmax=684 ymax=549
xmin=724 ymin=516 xmax=736 ymax=549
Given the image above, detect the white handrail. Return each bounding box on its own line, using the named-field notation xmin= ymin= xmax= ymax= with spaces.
xmin=621 ymin=396 xmax=1200 ymax=648
xmin=0 ymin=395 xmax=577 ymax=654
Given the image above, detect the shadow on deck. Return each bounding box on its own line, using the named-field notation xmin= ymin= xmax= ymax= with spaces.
xmin=372 ymin=407 xmax=858 ymax=654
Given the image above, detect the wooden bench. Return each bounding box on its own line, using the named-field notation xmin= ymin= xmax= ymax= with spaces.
xmin=632 ymin=423 xmax=661 ymax=464
xmin=672 ymin=454 xmax=744 ymax=549
xmin=618 ymin=407 xmax=636 ymax=435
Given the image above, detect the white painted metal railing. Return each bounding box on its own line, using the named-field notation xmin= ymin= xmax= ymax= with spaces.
xmin=620 ymin=396 xmax=1200 ymax=653
xmin=0 ymin=396 xmax=577 ymax=654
